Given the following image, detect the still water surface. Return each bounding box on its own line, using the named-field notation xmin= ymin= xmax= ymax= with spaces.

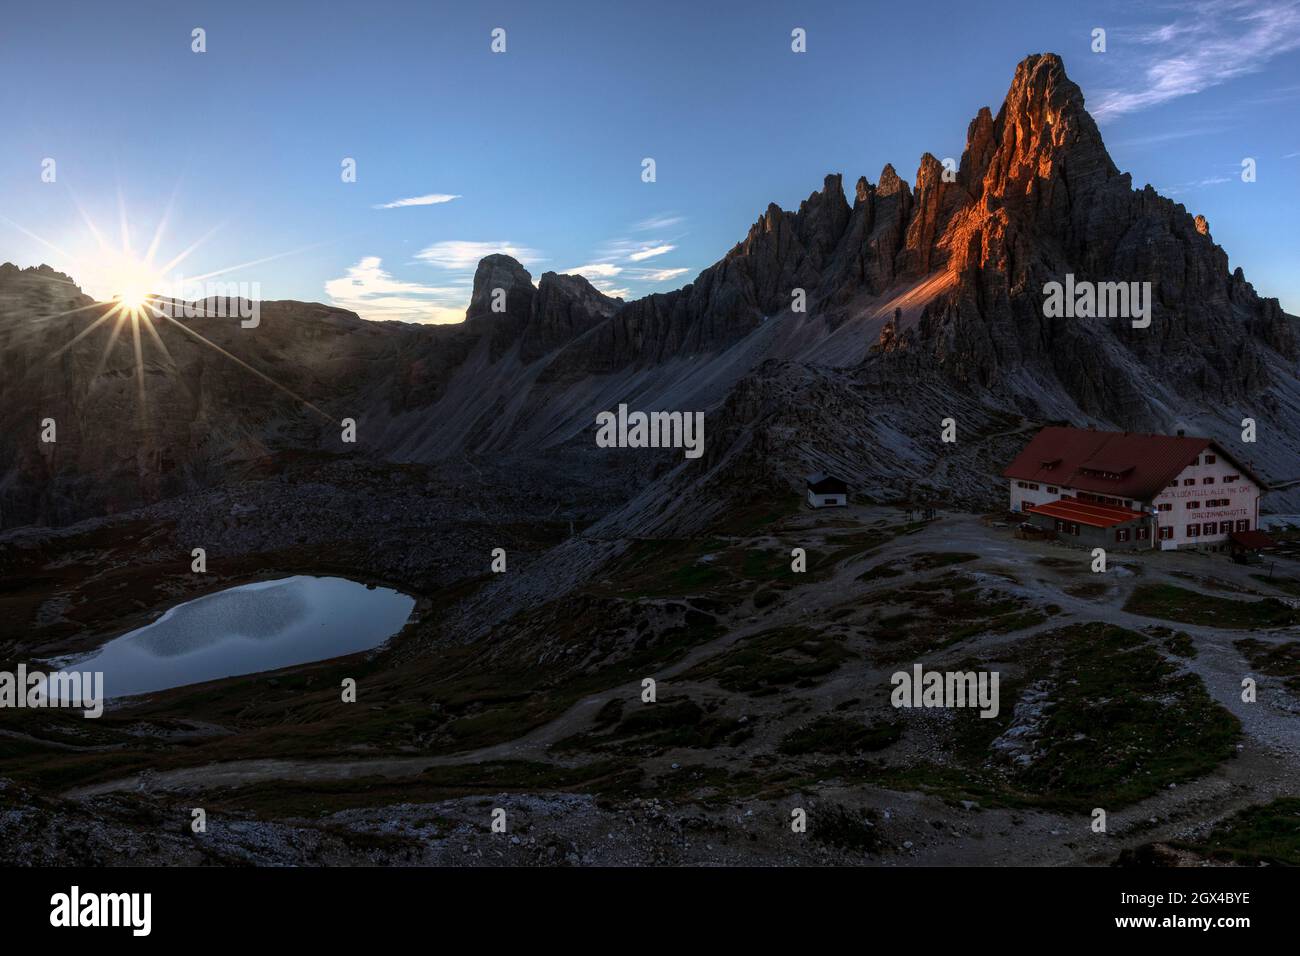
xmin=75 ymin=575 xmax=414 ymax=698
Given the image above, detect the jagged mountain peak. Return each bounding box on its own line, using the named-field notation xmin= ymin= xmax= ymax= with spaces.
xmin=876 ymin=163 xmax=908 ymax=197
xmin=463 ymin=253 xmax=622 ymax=363
xmin=1009 ymin=52 xmax=1107 ymax=132
xmin=466 ymin=253 xmax=535 ymax=321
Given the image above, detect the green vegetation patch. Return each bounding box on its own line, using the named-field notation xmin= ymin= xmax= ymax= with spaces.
xmin=683 ymin=626 xmax=856 ymax=695
xmin=1123 ymin=584 xmax=1298 ymax=629
xmin=1165 ymin=631 xmax=1197 ymax=658
xmin=1234 ymin=638 xmax=1300 ymax=692
xmin=1180 ymin=798 xmax=1300 ymax=866
xmin=809 ymin=803 xmax=885 ymax=853
xmin=551 ymin=698 xmax=750 ymax=754
xmin=866 ymin=573 xmax=1052 ymax=657
xmin=777 ymin=715 xmax=903 ymax=756
xmin=1014 ymin=624 xmax=1238 ymax=807
xmin=1064 ymin=581 xmax=1111 ymax=599
xmin=880 ymin=623 xmax=1240 ymax=812
xmin=1142 ymin=626 xmax=1197 ymax=659
xmin=910 ymin=552 xmax=979 ymax=572
xmin=650 ymin=763 xmax=761 ymax=803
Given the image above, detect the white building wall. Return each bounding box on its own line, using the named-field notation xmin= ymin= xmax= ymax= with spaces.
xmin=1008 ymin=480 xmax=1064 ymax=513
xmin=808 ymin=491 xmax=847 ymax=508
xmin=1151 ymin=453 xmax=1260 ymax=550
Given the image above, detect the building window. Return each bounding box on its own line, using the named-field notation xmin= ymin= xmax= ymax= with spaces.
xmin=1115 ymin=528 xmax=1130 ymax=542
xmin=1137 ymin=527 xmax=1149 ymax=540
xmin=1205 ymin=455 xmax=1216 ymax=464
xmin=1219 ymin=521 xmax=1233 ymax=534
xmin=1047 ymin=486 xmax=1058 ymax=493
xmin=1069 ymin=523 xmax=1080 ymax=536
xmin=1186 ymin=500 xmax=1199 ymax=509
xmin=1183 ymin=478 xmax=1195 ymax=486
xmin=1202 ymin=476 xmax=1215 ymax=485
xmin=1054 ymin=519 xmax=1064 ymax=532
xmin=1159 ymin=526 xmax=1173 ymax=540
xmin=1187 ymin=524 xmax=1200 ymax=537
xmin=1224 ymin=475 xmax=1238 ymax=483
xmin=1158 ymin=502 xmax=1173 ymax=512
xmin=1236 ymin=519 xmax=1249 ymax=532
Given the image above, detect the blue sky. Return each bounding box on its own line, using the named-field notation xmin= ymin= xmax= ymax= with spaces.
xmin=1 ymin=0 xmax=1298 ymax=319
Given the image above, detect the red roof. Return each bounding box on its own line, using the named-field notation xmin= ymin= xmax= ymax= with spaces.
xmin=1003 ymin=426 xmax=1265 ymax=500
xmin=1229 ymin=530 xmax=1277 ymax=550
xmin=1024 ymin=496 xmax=1147 ymax=529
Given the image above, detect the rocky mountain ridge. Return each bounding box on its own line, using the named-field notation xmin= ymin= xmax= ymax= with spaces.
xmin=2 ymin=53 xmax=1297 ymax=531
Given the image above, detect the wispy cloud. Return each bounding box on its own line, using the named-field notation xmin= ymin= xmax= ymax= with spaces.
xmin=416 ymin=240 xmax=543 ymax=270
xmin=590 ymin=280 xmax=631 ymax=299
xmin=373 ymin=193 xmax=461 ymax=209
xmin=638 ymin=267 xmax=691 ymax=282
xmin=565 ymin=262 xmax=623 ymax=278
xmin=1109 ymin=127 xmax=1219 ymax=149
xmin=325 ymin=256 xmax=466 ymax=323
xmin=561 ymin=227 xmax=692 ymax=299
xmin=1160 ymin=171 xmax=1238 ymax=195
xmin=627 ymin=243 xmax=675 ymax=262
xmin=633 ymin=213 xmax=684 ymax=231
xmin=1092 ymin=0 xmax=1300 ymax=120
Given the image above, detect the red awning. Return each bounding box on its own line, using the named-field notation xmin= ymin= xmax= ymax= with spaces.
xmin=1024 ymin=496 xmax=1146 ymax=529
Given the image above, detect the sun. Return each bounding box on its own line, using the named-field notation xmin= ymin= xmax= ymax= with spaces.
xmin=11 ymin=197 xmax=336 ymax=428
xmin=106 ymin=254 xmax=162 ymax=313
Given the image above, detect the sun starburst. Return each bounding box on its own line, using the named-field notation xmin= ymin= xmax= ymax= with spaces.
xmin=4 ymin=195 xmax=336 ymax=430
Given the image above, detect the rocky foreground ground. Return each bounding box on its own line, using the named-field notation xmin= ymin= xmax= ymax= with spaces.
xmin=3 ymin=460 xmax=1298 ymax=867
